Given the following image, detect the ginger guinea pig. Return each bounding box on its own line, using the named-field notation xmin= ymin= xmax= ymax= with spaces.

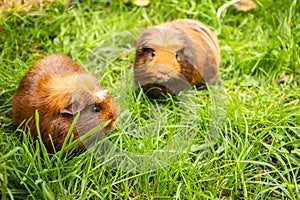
xmin=134 ymin=19 xmax=220 ymax=98
xmin=12 ymin=53 xmax=119 ymax=153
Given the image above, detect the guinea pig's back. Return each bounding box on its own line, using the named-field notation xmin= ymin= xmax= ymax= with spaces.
xmin=12 ymin=54 xmax=88 ymax=126
xmin=21 ymin=54 xmax=86 ymax=87
xmin=35 ymin=53 xmax=86 ymax=74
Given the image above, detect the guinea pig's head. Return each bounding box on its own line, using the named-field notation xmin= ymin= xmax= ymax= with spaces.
xmin=37 ymin=73 xmax=119 ymax=151
xmin=134 ymin=28 xmax=200 ymax=97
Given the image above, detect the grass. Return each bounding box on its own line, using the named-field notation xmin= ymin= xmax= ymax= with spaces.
xmin=0 ymin=0 xmax=300 ymax=199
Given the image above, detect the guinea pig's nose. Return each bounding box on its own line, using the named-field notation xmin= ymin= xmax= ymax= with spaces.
xmin=153 ymin=50 xmax=181 ymax=73
xmin=157 ymin=66 xmax=175 ymax=75
xmin=112 ymin=103 xmax=120 ymax=120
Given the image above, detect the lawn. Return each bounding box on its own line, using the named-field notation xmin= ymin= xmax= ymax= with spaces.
xmin=0 ymin=0 xmax=299 ymax=199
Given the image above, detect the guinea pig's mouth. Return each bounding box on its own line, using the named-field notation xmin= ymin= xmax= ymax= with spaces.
xmin=153 ymin=73 xmax=171 ymax=83
xmin=74 ymin=119 xmax=115 ymax=148
xmin=137 ymin=72 xmax=175 ymax=86
xmin=143 ymin=77 xmax=191 ymax=96
xmin=134 ymin=64 xmax=192 ymax=96
xmin=135 ymin=65 xmax=179 ymax=82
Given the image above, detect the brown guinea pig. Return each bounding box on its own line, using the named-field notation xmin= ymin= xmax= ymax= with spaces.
xmin=12 ymin=53 xmax=119 ymax=153
xmin=134 ymin=19 xmax=220 ymax=98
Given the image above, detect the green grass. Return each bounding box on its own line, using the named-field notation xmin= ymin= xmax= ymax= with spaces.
xmin=1 ymin=0 xmax=300 ymax=199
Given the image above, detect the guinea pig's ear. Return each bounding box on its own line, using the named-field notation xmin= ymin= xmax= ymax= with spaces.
xmin=61 ymin=99 xmax=86 ymax=116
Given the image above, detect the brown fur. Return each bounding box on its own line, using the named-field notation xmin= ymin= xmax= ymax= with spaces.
xmin=12 ymin=53 xmax=119 ymax=153
xmin=134 ymin=19 xmax=220 ymax=97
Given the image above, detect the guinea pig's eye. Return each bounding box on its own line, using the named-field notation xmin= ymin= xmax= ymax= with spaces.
xmin=151 ymin=50 xmax=156 ymax=57
xmin=92 ymin=105 xmax=101 ymax=113
xmin=141 ymin=46 xmax=155 ymax=60
xmin=175 ymin=48 xmax=185 ymax=61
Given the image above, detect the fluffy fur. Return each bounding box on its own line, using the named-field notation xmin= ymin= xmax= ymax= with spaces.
xmin=134 ymin=19 xmax=220 ymax=97
xmin=12 ymin=54 xmax=119 ymax=153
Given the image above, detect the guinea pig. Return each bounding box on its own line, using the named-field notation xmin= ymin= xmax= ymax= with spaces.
xmin=134 ymin=19 xmax=220 ymax=98
xmin=12 ymin=53 xmax=119 ymax=153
